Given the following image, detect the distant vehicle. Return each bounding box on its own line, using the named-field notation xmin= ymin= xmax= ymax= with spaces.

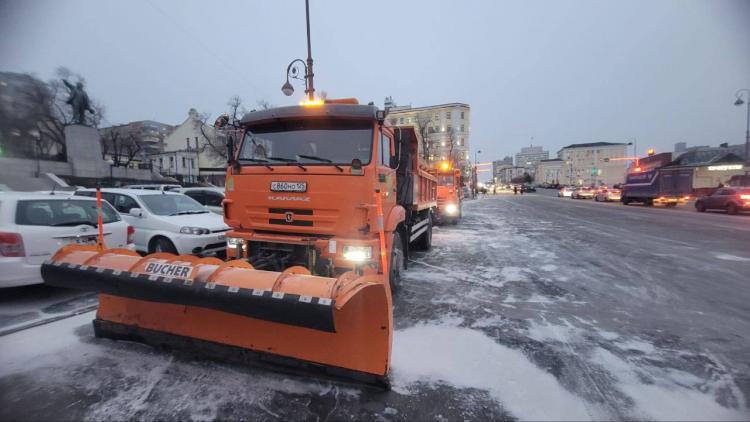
xmin=694 ymin=187 xmax=750 ymax=215
xmin=621 ymin=157 xmax=691 ymax=207
xmin=0 ymin=192 xmax=133 ymax=288
xmin=122 ymin=184 xmax=181 ymax=192
xmin=74 ymin=188 xmax=229 ymax=256
xmin=524 ymin=184 xmax=536 ymax=193
xmin=595 ymin=188 xmax=621 ymax=202
xmin=572 ymin=186 xmax=594 ymax=199
xmin=558 ymin=186 xmax=575 ymax=197
xmin=179 ymin=187 xmax=225 ymax=214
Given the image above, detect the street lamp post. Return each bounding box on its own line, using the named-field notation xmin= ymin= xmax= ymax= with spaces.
xmin=474 ymin=149 xmax=481 ymax=198
xmin=734 ymin=89 xmax=750 ymax=172
xmin=281 ymin=0 xmax=316 ymax=102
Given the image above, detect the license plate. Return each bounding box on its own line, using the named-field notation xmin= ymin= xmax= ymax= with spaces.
xmin=64 ymin=237 xmax=95 ymax=245
xmin=271 ymin=181 xmax=307 ymax=192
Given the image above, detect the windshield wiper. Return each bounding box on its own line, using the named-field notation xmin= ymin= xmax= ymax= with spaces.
xmin=267 ymin=156 xmax=307 ymax=171
xmin=169 ymin=210 xmax=210 ymax=216
xmin=51 ymin=221 xmax=97 ymax=227
xmin=297 ymin=155 xmax=344 ymax=172
xmin=237 ymin=157 xmax=273 ymax=170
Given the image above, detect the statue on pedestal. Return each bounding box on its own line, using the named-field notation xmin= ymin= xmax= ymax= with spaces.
xmin=63 ymin=79 xmax=95 ymax=125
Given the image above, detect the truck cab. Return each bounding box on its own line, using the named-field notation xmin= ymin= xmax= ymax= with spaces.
xmin=430 ymin=161 xmax=462 ymax=225
xmin=223 ymin=100 xmax=436 ymax=288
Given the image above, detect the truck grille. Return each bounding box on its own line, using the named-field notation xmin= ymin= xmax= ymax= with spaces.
xmin=268 ymin=208 xmax=314 ymax=227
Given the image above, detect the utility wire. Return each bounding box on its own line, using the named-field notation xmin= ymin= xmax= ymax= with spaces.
xmin=143 ymin=0 xmax=263 ymax=96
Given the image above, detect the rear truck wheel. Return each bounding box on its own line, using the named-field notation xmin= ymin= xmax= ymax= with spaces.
xmin=727 ymin=203 xmax=738 ymax=215
xmin=150 ymin=237 xmax=177 ymax=254
xmin=413 ymin=213 xmax=433 ymax=251
xmin=389 ymin=232 xmax=404 ymax=293
xmin=695 ymin=201 xmax=706 ymax=212
xmin=644 ymin=199 xmax=653 ymax=207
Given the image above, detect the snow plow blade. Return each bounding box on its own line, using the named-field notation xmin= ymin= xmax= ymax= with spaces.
xmin=40 ymin=245 xmax=392 ymax=387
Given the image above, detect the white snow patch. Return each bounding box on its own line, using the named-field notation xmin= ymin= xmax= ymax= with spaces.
xmin=540 ymin=264 xmax=558 ymax=272
xmin=392 ymin=324 xmax=593 ymax=421
xmin=526 ymin=320 xmax=582 ymax=343
xmin=714 ymin=253 xmax=750 ymax=262
xmin=591 ymin=348 xmax=746 ymax=421
xmin=501 ymin=266 xmax=528 ymax=282
xmin=0 ymin=311 xmax=101 ymax=377
xmin=595 ymin=328 xmax=620 ymax=341
xmin=615 ymin=339 xmax=656 ymax=355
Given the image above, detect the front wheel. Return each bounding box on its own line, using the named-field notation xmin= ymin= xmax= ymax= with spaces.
xmin=727 ymin=203 xmax=738 ymax=215
xmin=150 ymin=237 xmax=177 ymax=254
xmin=695 ymin=202 xmax=706 ymax=212
xmin=389 ymin=232 xmax=404 ymax=294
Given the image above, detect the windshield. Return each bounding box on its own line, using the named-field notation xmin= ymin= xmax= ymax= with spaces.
xmin=138 ymin=194 xmax=208 ymax=216
xmin=15 ymin=199 xmax=121 ymax=226
xmin=438 ymin=175 xmax=455 ymax=187
xmin=239 ymin=120 xmax=373 ymax=166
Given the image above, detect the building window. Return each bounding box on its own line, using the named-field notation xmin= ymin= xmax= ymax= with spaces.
xmin=182 ymin=157 xmax=186 ymax=168
xmin=446 ymin=111 xmax=451 ymax=119
xmin=390 ymin=119 xmax=397 ymax=125
xmin=461 ymin=111 xmax=465 ymax=119
xmin=460 ymin=124 xmax=465 ymax=132
xmin=191 ymin=158 xmax=195 ymax=169
xmin=169 ymin=156 xmax=174 ymax=168
xmin=447 ymin=125 xmax=452 ymax=132
xmin=399 ymin=117 xmax=404 ymax=124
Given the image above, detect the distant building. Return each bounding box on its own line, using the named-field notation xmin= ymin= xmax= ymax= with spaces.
xmin=497 ymin=166 xmax=526 ymax=184
xmin=674 ymin=142 xmax=687 ymax=153
xmin=492 ymin=157 xmax=514 ymax=182
xmin=99 ymin=120 xmax=173 ymax=168
xmin=514 ymin=146 xmax=549 ymax=174
xmin=557 ymin=142 xmax=628 ymax=186
xmin=385 ymin=98 xmax=471 ymax=174
xmin=158 ymin=109 xmax=233 ymax=185
xmin=535 ymin=158 xmax=565 ymax=185
xmin=673 ymin=142 xmax=746 ymax=161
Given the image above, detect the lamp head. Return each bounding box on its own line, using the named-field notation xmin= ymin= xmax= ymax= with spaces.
xmin=734 ymin=97 xmax=745 ymax=106
xmin=281 ymin=80 xmax=294 ymax=96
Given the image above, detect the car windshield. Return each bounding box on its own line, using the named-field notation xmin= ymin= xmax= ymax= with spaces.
xmin=239 ymin=120 xmax=373 ymax=166
xmin=138 ymin=194 xmax=209 ymax=216
xmin=15 ymin=199 xmax=120 ymax=226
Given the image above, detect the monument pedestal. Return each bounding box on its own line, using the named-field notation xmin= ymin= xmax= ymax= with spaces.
xmin=64 ymin=125 xmax=107 ymax=178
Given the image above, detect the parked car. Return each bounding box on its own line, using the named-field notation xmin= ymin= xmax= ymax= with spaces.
xmin=0 ymin=192 xmax=134 ymax=288
xmin=558 ymin=186 xmax=575 ymax=198
xmin=572 ymin=186 xmax=595 ymax=199
xmin=179 ymin=187 xmax=225 ymax=214
xmin=74 ymin=188 xmax=229 ymax=256
xmin=595 ymin=188 xmax=621 ymax=202
xmin=695 ymin=187 xmax=750 ymax=215
xmin=122 ymin=184 xmax=181 ymax=192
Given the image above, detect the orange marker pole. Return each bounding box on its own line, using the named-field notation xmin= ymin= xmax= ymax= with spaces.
xmin=96 ymin=186 xmax=104 ymax=251
xmin=374 ymin=190 xmax=388 ymax=278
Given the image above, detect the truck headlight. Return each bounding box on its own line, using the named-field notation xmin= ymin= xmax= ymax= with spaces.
xmin=226 ymin=237 xmax=245 ymax=247
xmin=445 ymin=203 xmax=458 ymax=215
xmin=343 ymin=245 xmax=372 ymax=262
xmin=180 ymin=226 xmax=209 ymax=235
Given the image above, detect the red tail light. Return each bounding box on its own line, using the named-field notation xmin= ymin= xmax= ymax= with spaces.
xmin=0 ymin=232 xmax=25 ymax=257
xmin=127 ymin=226 xmax=135 ymax=244
xmin=740 ymin=194 xmax=750 ymax=200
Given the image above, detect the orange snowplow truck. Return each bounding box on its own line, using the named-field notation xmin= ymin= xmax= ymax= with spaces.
xmin=429 ymin=161 xmax=463 ymax=225
xmin=38 ymin=100 xmax=437 ymax=388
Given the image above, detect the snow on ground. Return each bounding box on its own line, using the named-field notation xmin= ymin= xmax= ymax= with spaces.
xmin=391 ymin=322 xmax=596 ymax=421
xmin=713 ymin=253 xmax=750 ymax=262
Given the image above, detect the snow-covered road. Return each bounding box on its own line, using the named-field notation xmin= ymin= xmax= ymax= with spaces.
xmin=1 ymin=194 xmax=749 ymax=421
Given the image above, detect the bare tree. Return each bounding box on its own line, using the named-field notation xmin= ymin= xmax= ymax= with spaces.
xmin=414 ymin=112 xmax=432 ymax=161
xmin=227 ymin=95 xmax=244 ymax=121
xmin=100 ymin=125 xmax=143 ymax=167
xmin=445 ymin=126 xmax=458 ymax=163
xmin=256 ymin=99 xmax=273 ymax=110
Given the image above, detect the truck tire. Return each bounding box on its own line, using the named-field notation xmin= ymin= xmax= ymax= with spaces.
xmin=622 ymin=197 xmax=630 ymax=205
xmin=389 ymin=232 xmax=404 ymax=293
xmin=644 ymin=198 xmax=653 ymax=207
xmin=413 ymin=214 xmax=432 ymax=251
xmin=695 ymin=201 xmax=706 ymax=212
xmin=727 ymin=203 xmax=738 ymax=215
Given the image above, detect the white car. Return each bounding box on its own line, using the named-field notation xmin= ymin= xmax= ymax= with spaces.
xmin=179 ymin=187 xmax=225 ymax=214
xmin=0 ymin=192 xmax=134 ymax=288
xmin=74 ymin=188 xmax=229 ymax=256
xmin=122 ymin=184 xmax=181 ymax=192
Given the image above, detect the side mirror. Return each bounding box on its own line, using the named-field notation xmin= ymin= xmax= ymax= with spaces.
xmin=129 ymin=208 xmax=144 ymax=218
xmin=226 ymin=135 xmax=235 ymax=165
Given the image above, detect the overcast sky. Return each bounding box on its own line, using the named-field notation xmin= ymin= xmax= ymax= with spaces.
xmin=1 ymin=0 xmax=748 ymax=161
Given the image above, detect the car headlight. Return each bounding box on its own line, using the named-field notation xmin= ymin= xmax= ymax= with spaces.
xmin=343 ymin=245 xmax=372 ymax=262
xmin=180 ymin=226 xmax=209 ymax=235
xmin=445 ymin=203 xmax=458 ymax=215
xmin=226 ymin=237 xmax=245 ymax=247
